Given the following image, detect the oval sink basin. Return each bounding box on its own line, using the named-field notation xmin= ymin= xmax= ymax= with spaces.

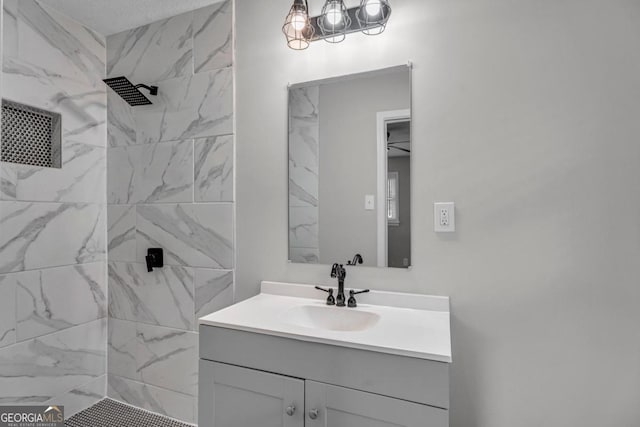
xmin=283 ymin=305 xmax=381 ymax=332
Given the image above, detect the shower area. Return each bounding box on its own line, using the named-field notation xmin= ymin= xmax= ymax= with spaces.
xmin=0 ymin=0 xmax=235 ymax=425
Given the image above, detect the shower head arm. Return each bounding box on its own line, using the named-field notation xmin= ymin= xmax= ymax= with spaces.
xmin=135 ymin=84 xmax=158 ymax=96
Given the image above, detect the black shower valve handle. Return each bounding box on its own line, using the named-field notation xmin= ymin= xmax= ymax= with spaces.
xmin=145 ymin=248 xmax=164 ymax=272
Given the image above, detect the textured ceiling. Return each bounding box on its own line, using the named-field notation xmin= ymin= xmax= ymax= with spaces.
xmin=38 ymin=0 xmax=223 ymax=35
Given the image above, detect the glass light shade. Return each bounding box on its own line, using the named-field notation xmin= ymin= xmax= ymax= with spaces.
xmin=325 ymin=4 xmax=343 ymax=25
xmin=356 ymin=0 xmax=392 ymax=35
xmin=282 ymin=0 xmax=315 ymax=50
xmin=318 ymin=0 xmax=351 ymax=43
xmin=365 ymin=0 xmax=382 ymax=16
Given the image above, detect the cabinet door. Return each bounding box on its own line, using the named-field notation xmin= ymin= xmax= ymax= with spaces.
xmin=305 ymin=381 xmax=448 ymax=427
xmin=199 ymin=361 xmax=305 ymax=427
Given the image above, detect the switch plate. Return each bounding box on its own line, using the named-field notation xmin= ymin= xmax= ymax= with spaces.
xmin=434 ymin=202 xmax=455 ymax=232
xmin=365 ymin=195 xmax=375 ymax=211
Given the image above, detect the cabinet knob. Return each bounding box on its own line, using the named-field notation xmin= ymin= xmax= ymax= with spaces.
xmin=309 ymin=408 xmax=319 ymax=420
xmin=286 ymin=405 xmax=296 ymax=416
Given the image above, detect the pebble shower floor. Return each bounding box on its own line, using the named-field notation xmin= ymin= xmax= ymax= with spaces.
xmin=65 ymin=398 xmax=194 ymax=427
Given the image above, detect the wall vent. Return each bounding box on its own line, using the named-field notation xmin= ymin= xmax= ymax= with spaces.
xmin=1 ymin=99 xmax=62 ymax=168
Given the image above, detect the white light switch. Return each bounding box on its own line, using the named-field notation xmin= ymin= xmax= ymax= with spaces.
xmin=365 ymin=195 xmax=375 ymax=210
xmin=434 ymin=202 xmax=455 ymax=232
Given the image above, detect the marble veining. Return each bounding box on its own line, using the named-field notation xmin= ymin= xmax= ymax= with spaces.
xmin=4 ymin=0 xmax=106 ymax=89
xmin=108 ymin=262 xmax=195 ymax=331
xmin=289 ymin=206 xmax=319 ymax=249
xmin=108 ymin=375 xmax=195 ymax=424
xmin=194 ymin=136 xmax=233 ymax=202
xmin=109 ymin=140 xmax=194 ymax=205
xmin=193 ymin=1 xmax=233 ymax=73
xmin=107 ymin=205 xmax=136 ymax=262
xmin=107 ymin=320 xmax=199 ymax=419
xmin=0 ymin=169 xmax=17 ymax=201
xmin=194 ymin=269 xmax=234 ymax=319
xmin=1 ymin=142 xmax=106 ymax=203
xmin=0 ymin=202 xmax=106 ymax=274
xmin=133 ymin=140 xmax=194 ymax=204
xmin=136 ymin=204 xmax=233 ymax=269
xmin=289 ymin=248 xmax=320 ymax=264
xmin=0 ymin=276 xmax=16 ymax=349
xmin=107 ymin=147 xmax=137 ymax=204
xmin=136 ymin=324 xmax=198 ymax=397
xmin=102 ymin=4 xmax=236 ymax=422
xmin=288 ymin=86 xmax=320 ymax=208
xmin=135 ymin=68 xmax=233 ymax=144
xmin=289 ymin=86 xmax=320 ymax=263
xmin=3 ymin=0 xmax=107 ymax=150
xmin=14 ymin=263 xmax=107 ymax=342
xmin=0 ymin=319 xmax=106 ymax=404
xmin=107 ymin=89 xmax=137 ymax=147
xmin=3 ymin=57 xmax=107 ymax=148
xmin=45 ymin=375 xmax=106 ymax=418
xmin=107 ymin=12 xmax=193 ymax=84
xmin=0 ymin=0 xmax=108 ymax=416
xmin=108 ymin=319 xmax=138 ymax=381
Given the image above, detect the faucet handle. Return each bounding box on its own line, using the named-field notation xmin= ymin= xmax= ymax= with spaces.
xmin=315 ymin=286 xmax=336 ymax=306
xmin=347 ymin=289 xmax=370 ymax=308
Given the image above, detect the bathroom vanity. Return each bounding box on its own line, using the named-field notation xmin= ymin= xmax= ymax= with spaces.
xmin=198 ymin=282 xmax=451 ymax=427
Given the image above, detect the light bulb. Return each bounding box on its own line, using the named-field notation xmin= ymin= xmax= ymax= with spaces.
xmin=291 ymin=12 xmax=307 ymax=31
xmin=325 ymin=4 xmax=343 ymax=26
xmin=365 ymin=0 xmax=382 ymax=16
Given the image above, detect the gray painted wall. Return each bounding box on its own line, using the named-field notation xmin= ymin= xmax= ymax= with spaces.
xmin=317 ymin=71 xmax=410 ymax=267
xmin=236 ymin=0 xmax=640 ymax=426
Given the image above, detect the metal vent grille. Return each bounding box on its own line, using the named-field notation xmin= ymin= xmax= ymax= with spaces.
xmin=1 ymin=99 xmax=62 ymax=168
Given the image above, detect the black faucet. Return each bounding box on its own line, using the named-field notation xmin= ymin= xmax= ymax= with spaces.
xmin=331 ymin=263 xmax=347 ymax=307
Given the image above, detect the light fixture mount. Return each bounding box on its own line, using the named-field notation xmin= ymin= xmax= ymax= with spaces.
xmin=282 ymin=0 xmax=392 ymax=50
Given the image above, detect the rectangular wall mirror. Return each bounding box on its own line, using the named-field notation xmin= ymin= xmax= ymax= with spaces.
xmin=288 ymin=65 xmax=412 ymax=269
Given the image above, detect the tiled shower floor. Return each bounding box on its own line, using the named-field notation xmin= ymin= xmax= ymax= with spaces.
xmin=65 ymin=398 xmax=194 ymax=427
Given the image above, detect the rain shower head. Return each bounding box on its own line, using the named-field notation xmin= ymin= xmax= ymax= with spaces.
xmin=103 ymin=76 xmax=158 ymax=106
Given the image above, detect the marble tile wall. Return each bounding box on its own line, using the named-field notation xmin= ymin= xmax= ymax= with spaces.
xmin=0 ymin=0 xmax=107 ymax=417
xmin=289 ymin=86 xmax=320 ymax=263
xmin=105 ymin=1 xmax=234 ymax=423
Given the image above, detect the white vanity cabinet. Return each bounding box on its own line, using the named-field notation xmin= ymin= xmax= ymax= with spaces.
xmin=198 ymin=282 xmax=452 ymax=427
xmin=199 ymin=361 xmax=304 ymax=427
xmin=199 ymin=359 xmax=447 ymax=427
xmin=198 ymin=326 xmax=449 ymax=427
xmin=305 ymin=381 xmax=448 ymax=427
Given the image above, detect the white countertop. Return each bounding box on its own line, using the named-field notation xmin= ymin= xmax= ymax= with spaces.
xmin=199 ymin=281 xmax=452 ymax=363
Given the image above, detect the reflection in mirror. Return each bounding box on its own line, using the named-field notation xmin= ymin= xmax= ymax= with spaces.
xmin=288 ymin=66 xmax=411 ymax=268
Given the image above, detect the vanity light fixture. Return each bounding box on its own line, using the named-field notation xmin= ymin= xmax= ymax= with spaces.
xmin=318 ymin=0 xmax=351 ymax=43
xmin=282 ymin=0 xmax=392 ymax=50
xmin=356 ymin=0 xmax=392 ymax=35
xmin=282 ymin=0 xmax=316 ymax=50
